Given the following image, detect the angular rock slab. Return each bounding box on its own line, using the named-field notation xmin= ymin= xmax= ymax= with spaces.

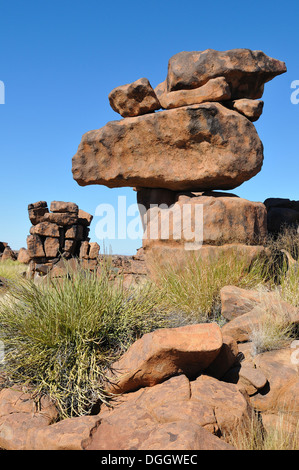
xmin=72 ymin=102 xmax=264 ymax=191
xmin=166 ymin=49 xmax=286 ymax=98
xmin=106 ymin=323 xmax=223 ymax=395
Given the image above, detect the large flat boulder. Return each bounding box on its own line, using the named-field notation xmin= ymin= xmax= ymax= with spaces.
xmin=72 ymin=102 xmax=263 ymax=191
xmin=166 ymin=49 xmax=286 ymax=98
xmin=106 ymin=323 xmax=223 ymax=395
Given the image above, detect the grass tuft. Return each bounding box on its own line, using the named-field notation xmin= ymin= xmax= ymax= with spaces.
xmin=0 ymin=261 xmax=169 ymax=418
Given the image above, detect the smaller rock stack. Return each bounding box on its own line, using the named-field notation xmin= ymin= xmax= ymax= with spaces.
xmin=26 ymin=201 xmax=99 ymax=277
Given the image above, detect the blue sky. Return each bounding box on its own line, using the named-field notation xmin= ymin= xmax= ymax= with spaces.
xmin=0 ymin=0 xmax=298 ymax=255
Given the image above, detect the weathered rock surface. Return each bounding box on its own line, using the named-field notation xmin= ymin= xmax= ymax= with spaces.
xmin=109 ymin=77 xmax=161 ymax=117
xmin=72 ymin=102 xmax=264 ymax=191
xmin=85 ymin=375 xmax=243 ymax=450
xmin=28 ymin=201 xmax=49 ymax=225
xmin=43 ymin=212 xmax=78 ymax=227
xmin=17 ymin=247 xmax=30 ymax=264
xmin=0 ymin=388 xmax=58 ymax=451
xmin=30 ymin=221 xmax=61 ymax=238
xmin=27 ymin=415 xmax=99 ymax=450
xmin=0 ymin=246 xmax=17 ymax=262
xmin=106 ymin=323 xmax=223 ymax=395
xmin=228 ymin=99 xmax=264 ymax=121
xmin=166 ymin=49 xmax=286 ymax=98
xmin=251 ymin=348 xmax=299 ymax=413
xmin=26 ymin=201 xmax=95 ymax=277
xmin=27 ymin=234 xmax=45 ymax=259
xmin=155 ymin=77 xmax=231 ymax=109
xmin=140 ymin=191 xmax=267 ymax=249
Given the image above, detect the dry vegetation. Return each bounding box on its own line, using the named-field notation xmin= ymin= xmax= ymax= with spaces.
xmin=0 ymin=227 xmax=299 ymax=448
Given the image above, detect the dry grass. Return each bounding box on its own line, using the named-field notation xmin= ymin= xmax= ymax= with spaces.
xmin=227 ymin=409 xmax=299 ymax=450
xmin=0 ymin=261 xmax=169 ymax=418
xmin=249 ymin=293 xmax=298 ymax=355
xmin=0 ymin=259 xmax=27 ymax=282
xmin=152 ymin=250 xmax=267 ymax=324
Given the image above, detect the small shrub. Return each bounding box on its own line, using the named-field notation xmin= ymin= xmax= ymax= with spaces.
xmin=0 ymin=262 xmax=168 ymax=418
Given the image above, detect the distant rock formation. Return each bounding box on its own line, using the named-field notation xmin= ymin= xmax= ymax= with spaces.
xmin=26 ymin=200 xmax=97 ymax=277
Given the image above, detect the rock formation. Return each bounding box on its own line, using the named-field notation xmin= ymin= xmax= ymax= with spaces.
xmin=72 ymin=48 xmax=286 ymax=265
xmin=26 ymin=200 xmax=98 ymax=277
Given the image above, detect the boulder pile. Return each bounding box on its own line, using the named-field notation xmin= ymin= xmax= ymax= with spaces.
xmin=0 ymin=286 xmax=298 ymax=450
xmin=25 ymin=201 xmax=148 ymax=284
xmin=26 ymin=200 xmax=99 ymax=277
xmin=72 ymin=48 xmax=286 ymax=265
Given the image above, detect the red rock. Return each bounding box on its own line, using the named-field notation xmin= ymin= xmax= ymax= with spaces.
xmin=77 ymin=209 xmax=93 ymax=226
xmin=79 ymin=241 xmax=89 ymax=259
xmin=229 ymin=99 xmax=264 ymax=121
xmin=1 ymin=246 xmax=17 ymax=261
xmin=43 ymin=212 xmax=78 ymax=226
xmin=205 ymin=335 xmax=239 ymax=379
xmin=141 ymin=191 xmax=267 ymax=249
xmin=64 ymin=224 xmax=84 ymax=240
xmin=50 ymin=201 xmax=79 ymax=214
xmin=27 ymin=415 xmax=99 ymax=450
xmin=30 ymin=221 xmax=61 ymax=238
xmin=167 ymin=49 xmax=286 ymax=98
xmin=106 ymin=323 xmax=223 ymax=395
xmin=190 ymin=375 xmax=252 ymax=438
xmin=88 ymin=242 xmax=100 ymax=259
xmin=44 ymin=237 xmax=60 ymax=258
xmin=27 ymin=234 xmax=45 ymax=259
xmin=250 ymin=348 xmax=299 ymax=412
xmin=28 ymin=201 xmax=49 ymax=226
xmin=109 ymin=77 xmax=160 ymax=117
xmin=85 ymin=373 xmax=245 ymax=450
xmin=155 ymin=77 xmax=231 ymax=109
xmin=72 ymin=102 xmax=263 ymax=192
xmin=17 ymin=247 xmax=30 ymax=264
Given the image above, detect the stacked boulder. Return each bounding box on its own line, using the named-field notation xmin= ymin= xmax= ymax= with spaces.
xmin=26 ymin=201 xmax=99 ymax=276
xmin=72 ymin=48 xmax=287 ymax=265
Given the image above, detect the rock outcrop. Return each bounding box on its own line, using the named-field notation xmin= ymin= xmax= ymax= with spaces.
xmin=26 ymin=201 xmax=98 ymax=278
xmin=72 ymin=102 xmax=264 ymax=192
xmin=72 ymin=48 xmax=286 ymax=267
